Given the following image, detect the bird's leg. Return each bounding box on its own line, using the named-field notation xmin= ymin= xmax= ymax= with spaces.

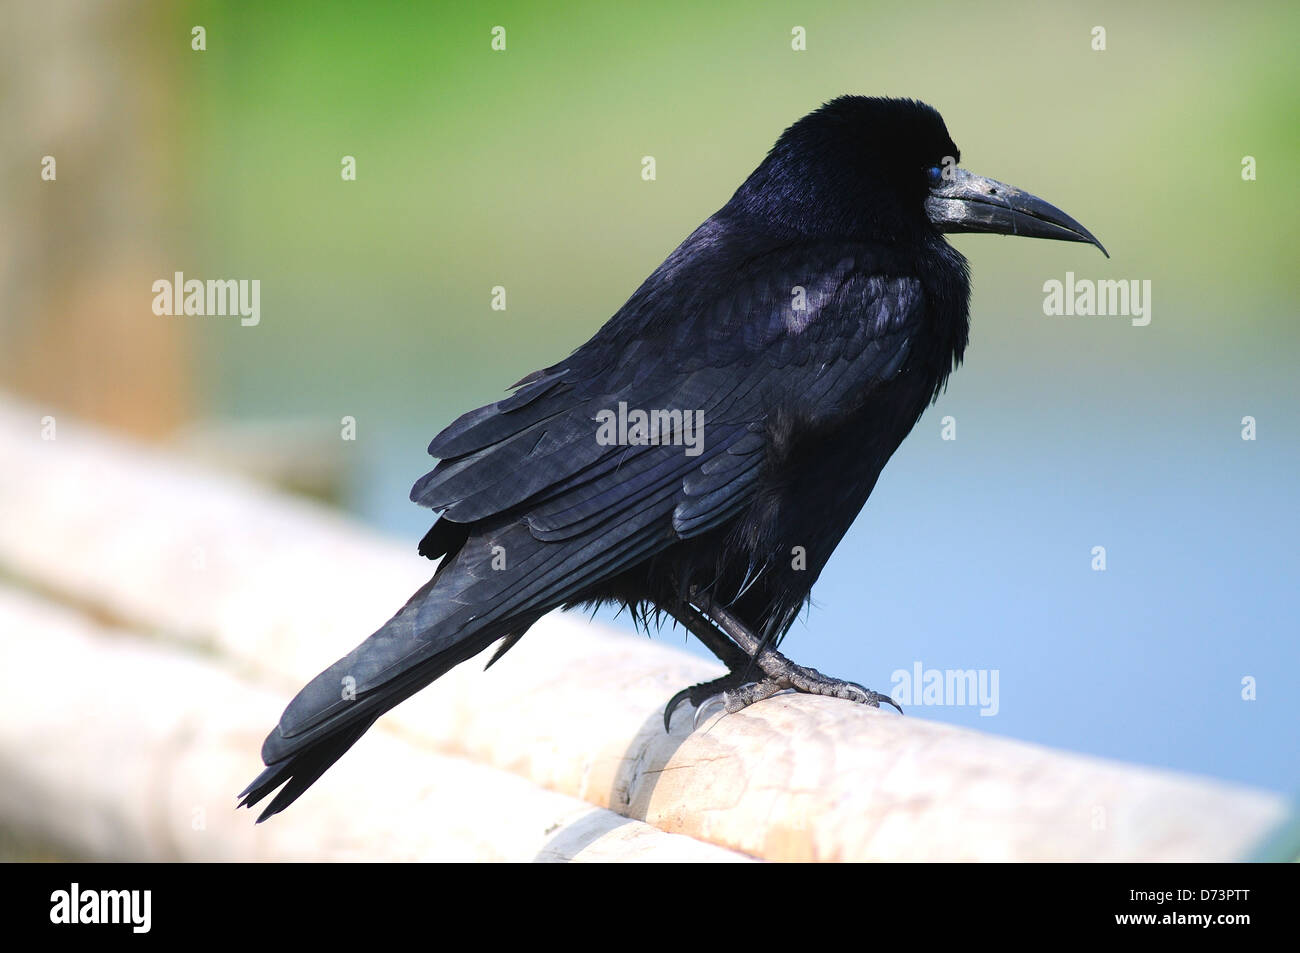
xmin=660 ymin=600 xmax=754 ymax=730
xmin=690 ymin=589 xmax=902 ymax=716
xmin=664 ymin=599 xmax=750 ymax=671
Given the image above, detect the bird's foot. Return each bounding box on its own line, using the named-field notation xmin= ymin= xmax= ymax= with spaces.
xmin=721 ymin=666 xmax=901 ymax=715
xmin=666 ymin=652 xmax=901 ymax=732
xmin=664 ymin=671 xmax=753 ymax=731
xmin=745 ymin=651 xmax=902 ymax=712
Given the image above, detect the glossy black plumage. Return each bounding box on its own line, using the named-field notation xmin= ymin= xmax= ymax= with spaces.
xmin=240 ymin=96 xmax=1105 ymax=821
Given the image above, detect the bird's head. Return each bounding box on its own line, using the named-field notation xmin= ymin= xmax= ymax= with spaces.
xmin=728 ymin=95 xmax=1106 ymax=257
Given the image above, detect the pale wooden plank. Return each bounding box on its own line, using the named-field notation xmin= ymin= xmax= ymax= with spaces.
xmin=0 ymin=585 xmax=751 ymax=862
xmin=0 ymin=397 xmax=1286 ymax=861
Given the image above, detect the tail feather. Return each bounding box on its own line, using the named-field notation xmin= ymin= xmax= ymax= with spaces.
xmin=241 ymin=516 xmax=588 ymax=820
xmin=240 ymin=625 xmax=511 ymax=821
xmin=238 ymin=545 xmax=532 ymax=821
xmin=238 ymin=714 xmax=379 ymax=822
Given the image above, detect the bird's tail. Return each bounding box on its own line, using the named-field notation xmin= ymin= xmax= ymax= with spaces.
xmin=238 ymin=565 xmax=525 ymax=822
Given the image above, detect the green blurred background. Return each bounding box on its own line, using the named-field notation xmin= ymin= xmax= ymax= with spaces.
xmin=2 ymin=1 xmax=1297 ymax=792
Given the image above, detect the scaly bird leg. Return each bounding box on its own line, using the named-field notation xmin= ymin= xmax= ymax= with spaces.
xmin=689 ymin=588 xmax=902 ymax=718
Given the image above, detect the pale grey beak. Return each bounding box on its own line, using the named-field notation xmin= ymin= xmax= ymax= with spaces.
xmin=926 ymin=168 xmax=1108 ymax=257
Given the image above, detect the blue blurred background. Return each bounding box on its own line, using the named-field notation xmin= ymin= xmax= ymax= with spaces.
xmin=3 ymin=0 xmax=1296 ymax=794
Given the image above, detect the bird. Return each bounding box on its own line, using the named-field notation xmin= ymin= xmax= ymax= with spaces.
xmin=239 ymin=95 xmax=1106 ymax=821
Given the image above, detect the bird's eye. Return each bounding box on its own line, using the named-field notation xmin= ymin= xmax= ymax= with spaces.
xmin=924 ymin=165 xmax=944 ymax=188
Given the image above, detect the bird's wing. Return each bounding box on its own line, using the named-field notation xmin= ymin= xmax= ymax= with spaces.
xmin=412 ymin=243 xmax=926 ymax=562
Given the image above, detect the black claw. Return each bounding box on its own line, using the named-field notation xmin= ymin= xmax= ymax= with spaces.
xmin=847 ymin=680 xmax=903 ymax=714
xmin=664 ymin=671 xmax=753 ymax=732
xmin=664 ymin=687 xmax=693 ymax=732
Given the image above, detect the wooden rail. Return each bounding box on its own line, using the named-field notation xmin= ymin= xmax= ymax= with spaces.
xmin=0 ymin=396 xmax=1288 ymax=861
